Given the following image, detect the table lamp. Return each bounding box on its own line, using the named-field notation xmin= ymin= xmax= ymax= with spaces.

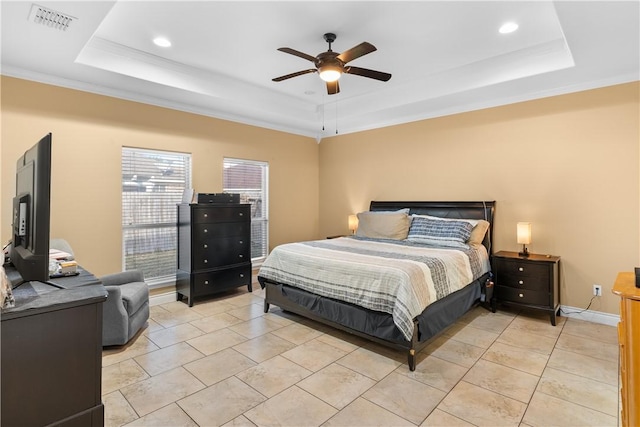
xmin=348 ymin=214 xmax=358 ymax=235
xmin=517 ymin=222 xmax=531 ymax=257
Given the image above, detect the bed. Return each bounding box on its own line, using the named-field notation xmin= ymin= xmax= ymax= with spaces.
xmin=258 ymin=201 xmax=495 ymax=371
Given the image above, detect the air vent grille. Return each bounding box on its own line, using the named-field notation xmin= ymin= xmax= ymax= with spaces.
xmin=28 ymin=4 xmax=76 ymax=31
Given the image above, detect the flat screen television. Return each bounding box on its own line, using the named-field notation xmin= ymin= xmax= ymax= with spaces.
xmin=10 ymin=133 xmax=52 ymax=286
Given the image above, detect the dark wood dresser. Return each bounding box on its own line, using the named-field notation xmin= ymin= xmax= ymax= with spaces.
xmin=176 ymin=203 xmax=252 ymax=306
xmin=2 ymin=266 xmax=107 ymax=427
xmin=492 ymin=250 xmax=561 ymax=325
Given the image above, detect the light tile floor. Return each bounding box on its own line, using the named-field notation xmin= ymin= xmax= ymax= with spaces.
xmin=102 ymin=285 xmax=620 ymax=427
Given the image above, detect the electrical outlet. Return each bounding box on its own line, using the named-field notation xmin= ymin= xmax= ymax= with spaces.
xmin=593 ymin=284 xmax=602 ymax=297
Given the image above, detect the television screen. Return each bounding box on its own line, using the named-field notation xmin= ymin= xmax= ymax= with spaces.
xmin=10 ymin=133 xmax=52 ymax=285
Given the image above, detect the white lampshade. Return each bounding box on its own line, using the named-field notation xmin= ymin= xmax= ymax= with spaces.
xmin=348 ymin=214 xmax=358 ymax=234
xmin=517 ymin=222 xmax=532 ymax=245
xmin=319 ymin=66 xmax=341 ymax=82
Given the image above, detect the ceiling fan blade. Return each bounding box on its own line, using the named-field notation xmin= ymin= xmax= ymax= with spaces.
xmin=326 ymin=80 xmax=340 ymax=95
xmin=337 ymin=42 xmax=376 ymax=64
xmin=272 ymin=69 xmax=317 ymax=82
xmin=345 ymin=66 xmax=392 ymax=82
xmin=277 ymin=47 xmax=317 ymax=63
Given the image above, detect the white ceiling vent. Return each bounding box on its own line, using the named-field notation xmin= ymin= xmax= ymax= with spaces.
xmin=28 ymin=4 xmax=76 ymax=31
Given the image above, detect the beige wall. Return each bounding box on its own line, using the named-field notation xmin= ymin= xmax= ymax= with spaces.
xmin=2 ymin=76 xmax=638 ymax=316
xmin=1 ymin=77 xmax=320 ymax=277
xmin=319 ymin=82 xmax=640 ymax=315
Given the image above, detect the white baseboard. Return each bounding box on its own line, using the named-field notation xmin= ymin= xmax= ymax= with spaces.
xmin=559 ymin=305 xmax=619 ymax=326
xmin=149 ymin=291 xmax=177 ymax=306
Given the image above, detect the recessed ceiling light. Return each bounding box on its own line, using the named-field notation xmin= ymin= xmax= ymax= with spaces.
xmin=153 ymin=37 xmax=172 ymax=47
xmin=499 ymin=22 xmax=519 ymax=34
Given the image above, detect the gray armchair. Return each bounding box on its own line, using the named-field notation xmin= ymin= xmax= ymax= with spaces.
xmin=100 ymin=270 xmax=150 ymax=346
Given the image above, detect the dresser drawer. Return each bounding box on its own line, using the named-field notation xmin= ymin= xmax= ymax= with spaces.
xmin=192 ymin=237 xmax=250 ymax=270
xmin=495 ymin=285 xmax=549 ymax=306
xmin=192 ymin=264 xmax=252 ymax=295
xmin=192 ymin=206 xmax=250 ymax=224
xmin=194 ymin=222 xmax=250 ymax=239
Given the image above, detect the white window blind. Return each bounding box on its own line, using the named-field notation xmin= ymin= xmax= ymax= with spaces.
xmin=122 ymin=147 xmax=191 ymax=284
xmin=223 ymin=158 xmax=269 ymax=263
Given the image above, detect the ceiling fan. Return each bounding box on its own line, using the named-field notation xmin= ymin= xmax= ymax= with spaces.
xmin=272 ymin=33 xmax=392 ymax=95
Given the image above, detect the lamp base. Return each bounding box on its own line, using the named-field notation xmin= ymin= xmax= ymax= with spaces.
xmin=518 ymin=245 xmax=530 ymax=257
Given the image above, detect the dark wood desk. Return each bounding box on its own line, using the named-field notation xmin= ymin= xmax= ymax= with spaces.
xmin=1 ymin=265 xmax=107 ymax=427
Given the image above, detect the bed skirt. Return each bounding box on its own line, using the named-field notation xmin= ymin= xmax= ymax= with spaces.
xmin=259 ymin=272 xmax=489 ymax=370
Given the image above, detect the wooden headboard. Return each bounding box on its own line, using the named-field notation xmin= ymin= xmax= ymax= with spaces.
xmin=369 ymin=201 xmax=496 ymax=254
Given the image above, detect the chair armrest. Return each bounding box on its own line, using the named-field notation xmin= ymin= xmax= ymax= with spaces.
xmin=101 ymin=270 xmax=145 ymax=287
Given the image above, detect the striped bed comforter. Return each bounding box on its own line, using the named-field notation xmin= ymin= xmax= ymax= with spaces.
xmin=258 ymin=237 xmax=491 ymax=341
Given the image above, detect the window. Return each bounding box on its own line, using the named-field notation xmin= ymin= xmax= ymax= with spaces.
xmin=122 ymin=148 xmax=191 ymax=285
xmin=223 ymin=158 xmax=269 ymax=263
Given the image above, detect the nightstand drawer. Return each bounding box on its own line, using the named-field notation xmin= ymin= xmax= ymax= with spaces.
xmin=496 ymin=285 xmax=548 ymax=306
xmin=494 ymin=258 xmax=549 ymax=278
xmin=497 ymin=273 xmax=548 ymax=291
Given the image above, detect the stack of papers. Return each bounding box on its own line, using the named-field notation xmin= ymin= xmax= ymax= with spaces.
xmin=49 ymin=249 xmax=78 ymax=277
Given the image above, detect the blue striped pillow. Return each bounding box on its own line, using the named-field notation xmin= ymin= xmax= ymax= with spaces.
xmin=407 ymin=216 xmax=474 ymax=248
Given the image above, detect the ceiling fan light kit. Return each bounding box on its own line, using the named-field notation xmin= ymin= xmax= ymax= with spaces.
xmin=273 ymin=32 xmax=391 ymax=95
xmin=319 ymin=66 xmax=341 ymax=82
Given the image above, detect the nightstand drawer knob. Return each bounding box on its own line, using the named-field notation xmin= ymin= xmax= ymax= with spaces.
xmin=519 ymin=293 xmax=524 ymax=298
xmin=204 ymin=229 xmax=208 ymax=233
xmin=240 ymin=274 xmax=245 ymax=278
xmin=519 ymin=280 xmax=524 ymax=285
xmin=204 ymin=259 xmax=208 ymax=263
xmin=239 ymin=254 xmax=244 ymax=258
xmin=204 ymin=213 xmax=208 ymax=218
xmin=518 ymin=267 xmax=524 ymax=272
xmin=203 ymin=244 xmax=208 ymax=248
xmin=204 ymin=280 xmax=209 ymax=285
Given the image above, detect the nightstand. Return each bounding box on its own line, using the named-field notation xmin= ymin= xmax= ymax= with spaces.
xmin=492 ymin=250 xmax=561 ymax=325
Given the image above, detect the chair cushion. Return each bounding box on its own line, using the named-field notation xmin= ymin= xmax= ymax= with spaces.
xmin=119 ymin=281 xmax=149 ymax=316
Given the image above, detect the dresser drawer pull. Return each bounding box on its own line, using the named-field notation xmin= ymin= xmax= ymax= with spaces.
xmin=203 ymin=213 xmax=208 ymax=218
xmin=204 ymin=280 xmax=209 ymax=285
xmin=239 ymin=240 xmax=243 ymax=244
xmin=519 ymin=293 xmax=524 ymax=298
xmin=204 ymin=228 xmax=208 ymax=233
xmin=240 ymin=274 xmax=245 ymax=278
xmin=519 ymin=280 xmax=524 ymax=285
xmin=204 ymin=259 xmax=208 ymax=264
xmin=239 ymin=254 xmax=244 ymax=258
xmin=518 ymin=267 xmax=524 ymax=272
xmin=239 ymin=212 xmax=244 ymax=216
xmin=203 ymin=244 xmax=208 ymax=248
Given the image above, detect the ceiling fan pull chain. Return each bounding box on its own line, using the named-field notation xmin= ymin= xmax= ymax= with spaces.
xmin=322 ymin=93 xmax=325 ymax=131
xmin=335 ymin=100 xmax=339 ymax=134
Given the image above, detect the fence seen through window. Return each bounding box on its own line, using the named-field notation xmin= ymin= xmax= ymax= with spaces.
xmin=122 ymin=147 xmax=191 ymax=283
xmin=223 ymin=158 xmax=269 ymax=263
